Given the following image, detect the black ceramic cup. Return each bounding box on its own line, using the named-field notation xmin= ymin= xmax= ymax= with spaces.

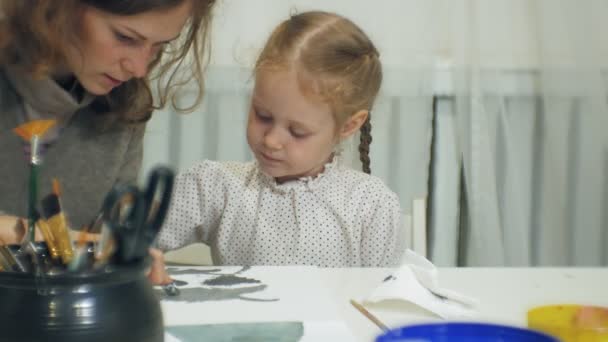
xmin=0 ymin=243 xmax=163 ymax=342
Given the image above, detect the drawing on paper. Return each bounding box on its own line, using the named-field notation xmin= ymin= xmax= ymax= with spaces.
xmin=156 ymin=266 xmax=279 ymax=303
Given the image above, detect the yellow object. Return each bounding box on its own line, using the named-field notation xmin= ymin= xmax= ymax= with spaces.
xmin=528 ymin=304 xmax=608 ymax=342
xmin=36 ymin=219 xmax=61 ymax=260
xmin=46 ymin=213 xmax=74 ymax=264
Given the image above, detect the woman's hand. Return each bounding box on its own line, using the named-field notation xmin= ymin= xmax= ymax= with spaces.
xmin=147 ymin=248 xmax=173 ymax=285
xmin=0 ymin=215 xmax=26 ymax=245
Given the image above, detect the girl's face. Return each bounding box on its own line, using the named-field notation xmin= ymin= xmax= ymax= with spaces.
xmin=247 ymin=69 xmax=339 ymax=183
xmin=62 ymin=1 xmax=192 ymax=95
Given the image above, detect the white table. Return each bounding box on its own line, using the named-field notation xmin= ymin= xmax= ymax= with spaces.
xmin=161 ymin=267 xmax=608 ymax=341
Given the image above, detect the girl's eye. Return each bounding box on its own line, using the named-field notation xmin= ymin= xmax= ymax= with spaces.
xmin=255 ymin=110 xmax=272 ymax=123
xmin=290 ymin=129 xmax=309 ymax=139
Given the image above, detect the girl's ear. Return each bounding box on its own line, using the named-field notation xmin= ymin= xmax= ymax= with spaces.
xmin=339 ymin=110 xmax=369 ymax=139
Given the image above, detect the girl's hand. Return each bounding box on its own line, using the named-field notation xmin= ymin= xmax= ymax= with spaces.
xmin=147 ymin=248 xmax=173 ymax=285
xmin=0 ymin=215 xmax=27 ymax=245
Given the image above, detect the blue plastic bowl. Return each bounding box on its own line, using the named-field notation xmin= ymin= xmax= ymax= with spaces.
xmin=376 ymin=322 xmax=560 ymax=342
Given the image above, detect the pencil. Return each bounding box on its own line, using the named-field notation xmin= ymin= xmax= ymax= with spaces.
xmin=350 ymin=299 xmax=389 ymax=332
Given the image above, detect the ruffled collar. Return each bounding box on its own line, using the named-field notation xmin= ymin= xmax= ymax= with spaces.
xmin=257 ymin=154 xmax=342 ymax=194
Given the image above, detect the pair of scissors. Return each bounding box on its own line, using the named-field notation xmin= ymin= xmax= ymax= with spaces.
xmin=100 ymin=167 xmax=174 ymax=264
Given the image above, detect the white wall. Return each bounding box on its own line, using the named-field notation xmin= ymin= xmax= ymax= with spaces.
xmin=144 ymin=0 xmax=608 ymax=186
xmin=208 ymin=0 xmax=608 ymax=71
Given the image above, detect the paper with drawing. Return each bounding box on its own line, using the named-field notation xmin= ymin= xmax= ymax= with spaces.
xmin=158 ymin=266 xmax=341 ymax=326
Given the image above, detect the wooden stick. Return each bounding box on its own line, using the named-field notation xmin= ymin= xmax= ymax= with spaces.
xmin=350 ymin=299 xmax=389 ymax=332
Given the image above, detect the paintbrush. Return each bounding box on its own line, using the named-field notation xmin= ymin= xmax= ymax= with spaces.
xmin=41 ymin=193 xmax=73 ymax=264
xmin=0 ymin=247 xmax=16 ymax=271
xmin=67 ymin=225 xmax=93 ymax=272
xmin=52 ymin=178 xmax=64 ymax=208
xmin=350 ymin=299 xmax=389 ymax=332
xmin=92 ymin=223 xmax=115 ymax=269
xmin=0 ymin=246 xmax=28 ymax=273
xmin=85 ymin=211 xmax=115 ymax=268
xmin=12 ymin=119 xmax=56 ymax=243
xmin=36 ymin=219 xmax=60 ymax=260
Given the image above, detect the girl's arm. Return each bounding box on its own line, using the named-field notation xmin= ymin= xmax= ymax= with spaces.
xmin=147 ymin=248 xmax=173 ymax=285
xmin=155 ymin=161 xmax=226 ymax=252
xmin=360 ymin=186 xmax=407 ymax=267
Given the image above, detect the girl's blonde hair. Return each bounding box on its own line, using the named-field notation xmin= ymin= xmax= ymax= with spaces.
xmin=254 ymin=11 xmax=382 ymax=173
xmin=0 ymin=0 xmax=216 ymax=122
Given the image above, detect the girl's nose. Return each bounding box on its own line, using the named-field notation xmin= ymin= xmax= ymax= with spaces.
xmin=263 ymin=127 xmax=283 ymax=151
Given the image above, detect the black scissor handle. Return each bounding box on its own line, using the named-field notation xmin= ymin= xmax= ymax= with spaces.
xmin=126 ymin=167 xmax=175 ymax=261
xmin=141 ymin=167 xmax=174 ymax=239
xmin=98 ymin=166 xmax=175 ymax=264
xmin=101 ymin=184 xmax=144 ymax=263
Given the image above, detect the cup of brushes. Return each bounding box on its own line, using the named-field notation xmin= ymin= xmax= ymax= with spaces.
xmin=0 ymin=120 xmax=174 ymax=342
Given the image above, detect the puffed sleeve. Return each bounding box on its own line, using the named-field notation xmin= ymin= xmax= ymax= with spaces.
xmin=156 ymin=161 xmax=227 ymax=251
xmin=359 ymin=179 xmax=407 ymax=267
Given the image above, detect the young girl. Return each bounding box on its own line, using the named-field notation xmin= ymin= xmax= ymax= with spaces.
xmin=155 ymin=10 xmax=406 ymax=268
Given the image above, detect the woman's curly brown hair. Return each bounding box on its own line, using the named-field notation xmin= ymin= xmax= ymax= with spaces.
xmin=0 ymin=0 xmax=216 ymax=122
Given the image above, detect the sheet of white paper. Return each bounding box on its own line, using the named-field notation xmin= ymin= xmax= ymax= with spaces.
xmin=403 ymin=250 xmax=478 ymax=307
xmin=364 ymin=266 xmax=475 ymax=319
xmin=300 ymin=321 xmax=357 ymax=342
xmin=364 ymin=250 xmax=478 ymax=319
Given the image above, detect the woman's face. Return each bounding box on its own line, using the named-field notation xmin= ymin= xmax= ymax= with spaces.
xmin=63 ymin=1 xmax=192 ymax=95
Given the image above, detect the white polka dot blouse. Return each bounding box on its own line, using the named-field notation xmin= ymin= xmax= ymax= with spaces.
xmin=156 ymin=156 xmax=406 ymax=267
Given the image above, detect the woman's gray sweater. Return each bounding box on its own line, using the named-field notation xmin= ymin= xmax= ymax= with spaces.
xmin=0 ymin=67 xmax=145 ymax=228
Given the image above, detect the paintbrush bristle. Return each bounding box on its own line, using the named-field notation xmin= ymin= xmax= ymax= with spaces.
xmin=13 ymin=119 xmax=56 ymax=141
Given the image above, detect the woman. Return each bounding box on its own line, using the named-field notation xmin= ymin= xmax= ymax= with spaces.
xmin=0 ymin=0 xmax=216 ymax=242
